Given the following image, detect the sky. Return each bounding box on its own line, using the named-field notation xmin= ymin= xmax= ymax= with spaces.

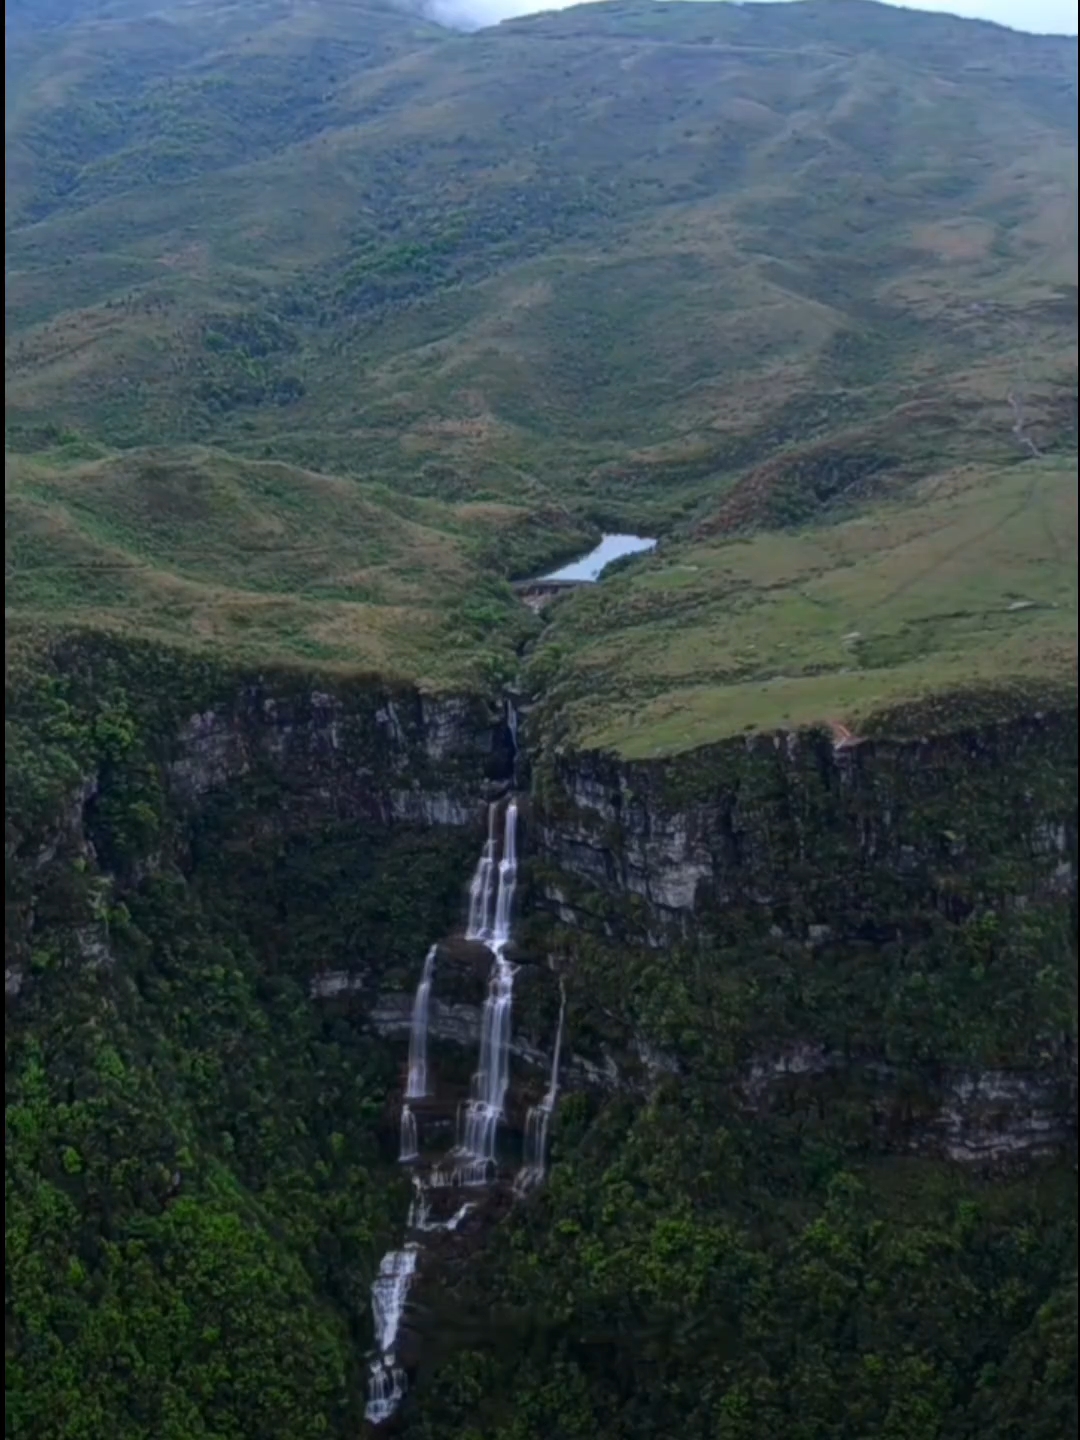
xmin=421 ymin=0 xmax=1078 ymax=36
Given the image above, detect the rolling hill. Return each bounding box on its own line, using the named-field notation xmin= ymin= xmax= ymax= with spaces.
xmin=5 ymin=0 xmax=1078 ymax=742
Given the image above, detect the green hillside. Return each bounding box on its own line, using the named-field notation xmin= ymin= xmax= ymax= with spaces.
xmin=530 ymin=455 xmax=1078 ymax=753
xmin=5 ymin=0 xmax=1078 ymax=730
xmin=5 ymin=444 xmax=593 ymax=681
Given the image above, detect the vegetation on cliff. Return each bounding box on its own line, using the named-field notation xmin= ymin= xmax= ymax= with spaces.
xmin=7 ymin=636 xmax=1077 ymax=1437
xmin=407 ymin=710 xmax=1078 ymax=1439
xmin=411 ymin=1119 xmax=1076 ymax=1440
xmin=6 ymin=636 xmax=489 ymax=1436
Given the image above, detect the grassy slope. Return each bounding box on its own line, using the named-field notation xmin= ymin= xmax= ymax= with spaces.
xmin=7 ymin=0 xmax=1076 ymax=500
xmin=5 ymin=445 xmax=597 ymax=683
xmin=528 ymin=455 xmax=1077 ymax=754
xmin=4 ymin=0 xmax=1078 ymax=732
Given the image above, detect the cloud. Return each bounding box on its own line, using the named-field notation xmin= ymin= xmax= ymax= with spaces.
xmin=407 ymin=0 xmax=568 ymax=28
xmin=407 ymin=0 xmax=1077 ymax=37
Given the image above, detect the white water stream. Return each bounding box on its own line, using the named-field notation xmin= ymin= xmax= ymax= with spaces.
xmin=465 ymin=802 xmax=500 ymax=942
xmin=405 ymin=944 xmax=437 ymax=1100
xmin=457 ymin=800 xmax=519 ymax=1185
xmin=366 ymin=794 xmax=532 ymax=1424
xmin=364 ymin=1244 xmax=420 ymax=1425
xmin=515 ymin=980 xmax=566 ymax=1194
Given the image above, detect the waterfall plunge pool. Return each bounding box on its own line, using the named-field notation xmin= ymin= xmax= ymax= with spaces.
xmin=541 ymin=533 xmax=657 ymax=583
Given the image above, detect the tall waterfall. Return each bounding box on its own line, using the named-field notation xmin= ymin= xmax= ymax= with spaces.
xmin=457 ymin=800 xmax=519 ymax=1185
xmin=490 ymin=799 xmax=518 ymax=950
xmin=515 ymin=980 xmax=566 ymax=1193
xmin=367 ymin=794 xmax=536 ymax=1423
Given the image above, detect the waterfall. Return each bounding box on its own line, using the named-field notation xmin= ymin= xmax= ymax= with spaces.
xmin=465 ymin=802 xmax=500 ymax=942
xmin=515 ymin=980 xmax=566 ymax=1193
xmin=506 ymin=697 xmax=518 ymax=754
xmin=456 ymin=800 xmax=519 ymax=1185
xmin=491 ymin=799 xmax=518 ymax=947
xmin=364 ymin=1244 xmax=419 ymax=1424
xmin=399 ymin=1104 xmax=418 ymax=1163
xmin=367 ymin=793 xmax=526 ymax=1423
xmin=455 ymin=950 xmax=515 ymax=1184
xmin=408 ymin=1176 xmax=474 ymax=1234
xmin=405 ymin=945 xmax=437 ymax=1100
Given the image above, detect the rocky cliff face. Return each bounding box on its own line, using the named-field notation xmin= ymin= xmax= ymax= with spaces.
xmin=9 ymin=642 xmax=1076 ymax=1172
xmin=5 ymin=649 xmax=516 ymax=1005
xmin=312 ymin=707 xmax=1077 ymax=1172
xmin=167 ymin=682 xmax=513 ymax=826
xmin=523 ymin=711 xmax=1077 ymax=1166
xmin=532 ymin=715 xmax=1077 ymax=940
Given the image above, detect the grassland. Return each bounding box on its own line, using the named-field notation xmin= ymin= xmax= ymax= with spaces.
xmin=4 ymin=0 xmax=1078 ymax=742
xmin=5 ymin=445 xmax=594 ymax=684
xmin=528 ymin=455 xmax=1077 ymax=754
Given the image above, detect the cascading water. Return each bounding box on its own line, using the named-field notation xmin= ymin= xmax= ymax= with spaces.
xmin=364 ymin=1244 xmax=419 ymax=1424
xmin=515 ymin=980 xmax=566 ymax=1193
xmin=367 ymin=792 xmax=538 ymax=1424
xmin=399 ymin=1105 xmax=418 ymax=1163
xmin=490 ymin=799 xmax=518 ymax=949
xmin=465 ymin=802 xmax=499 ymax=942
xmin=405 ymin=945 xmax=437 ymax=1100
xmin=407 ymin=1176 xmax=474 ymax=1234
xmin=397 ymin=944 xmax=438 ymax=1163
xmin=456 ymin=800 xmax=519 ymax=1185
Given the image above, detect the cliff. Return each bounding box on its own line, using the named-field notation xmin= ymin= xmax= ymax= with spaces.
xmin=6 ymin=632 xmax=516 ymax=1001
xmin=5 ymin=637 xmax=1078 ymax=1439
xmin=10 ymin=646 xmax=1075 ymax=1161
xmin=533 ymin=714 xmax=1076 ymax=937
xmin=525 ymin=711 xmax=1077 ymax=1165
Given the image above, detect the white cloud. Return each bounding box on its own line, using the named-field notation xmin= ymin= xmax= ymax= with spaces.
xmin=882 ymin=0 xmax=1076 ymax=34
